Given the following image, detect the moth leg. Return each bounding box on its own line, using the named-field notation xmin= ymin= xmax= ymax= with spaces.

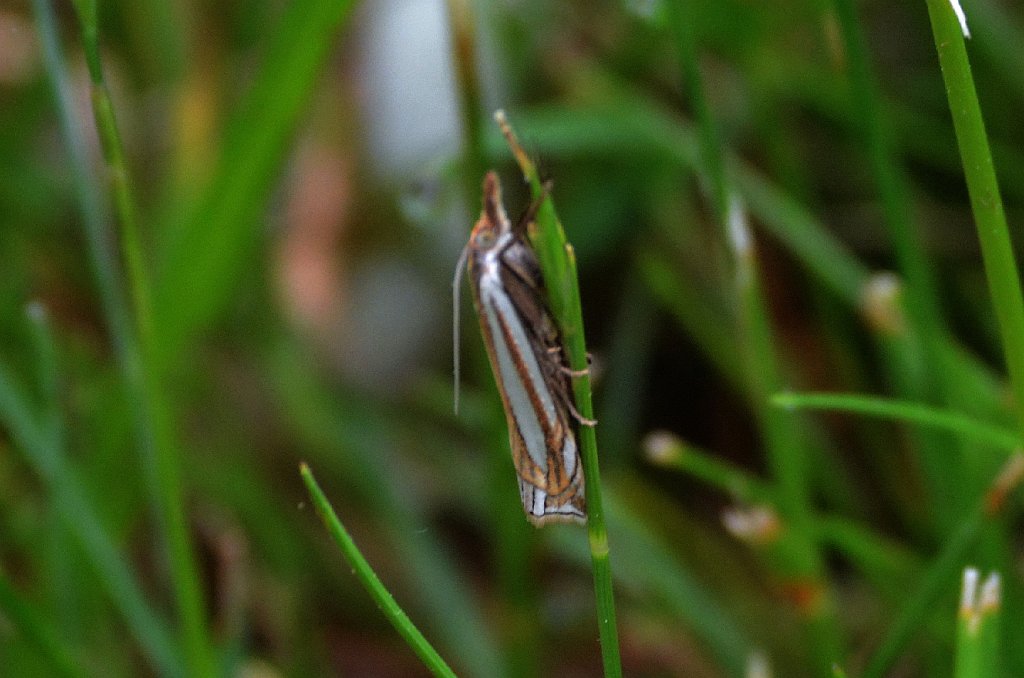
xmin=566 ymin=399 xmax=597 ymax=427
xmin=546 ymin=346 xmax=592 ymax=377
xmin=553 ymin=387 xmax=596 ymax=427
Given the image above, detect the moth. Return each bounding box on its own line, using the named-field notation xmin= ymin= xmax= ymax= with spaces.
xmin=454 ymin=171 xmax=589 ymax=525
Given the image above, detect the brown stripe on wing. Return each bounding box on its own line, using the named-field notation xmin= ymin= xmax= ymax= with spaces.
xmin=470 ymin=288 xmax=548 ymax=490
xmin=550 ymin=489 xmax=586 ymax=517
xmin=494 ymin=248 xmax=580 ymax=439
xmin=492 ymin=242 xmax=582 ymax=497
xmin=497 ymin=239 xmax=561 ymax=349
xmin=493 ymin=306 xmax=564 ymax=490
xmin=545 ymin=433 xmax=583 ymax=497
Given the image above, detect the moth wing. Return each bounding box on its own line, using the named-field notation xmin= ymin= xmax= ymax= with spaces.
xmin=494 ymin=235 xmax=585 ymax=500
xmin=471 ymin=273 xmax=551 ymax=490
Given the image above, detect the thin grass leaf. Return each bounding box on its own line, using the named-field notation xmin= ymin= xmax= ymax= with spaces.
xmin=923 ymin=0 xmax=1024 ymax=438
xmin=0 ymin=573 xmax=86 ymax=678
xmin=155 ymin=0 xmax=359 ymax=360
xmin=955 ymin=569 xmax=1002 ymax=678
xmin=727 ymin=196 xmax=842 ymax=670
xmin=638 ymin=250 xmax=745 ymax=389
xmin=495 ymin=111 xmax=622 ymax=678
xmin=772 ymin=392 xmax=1020 ymax=452
xmin=863 ymin=454 xmax=1024 ymax=677
xmin=831 ymin=0 xmax=974 ymax=522
xmin=643 ymin=431 xmax=774 ymax=504
xmin=0 ymin=359 xmax=179 ymax=676
xmin=445 ymin=0 xmax=487 ymax=212
xmin=300 ymin=463 xmax=457 ymax=678
xmin=44 ymin=1 xmax=215 ymax=671
xmin=272 ymin=344 xmax=506 ymax=677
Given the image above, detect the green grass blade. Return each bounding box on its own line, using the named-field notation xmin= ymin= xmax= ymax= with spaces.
xmin=923 ymin=0 xmax=1024 ymax=437
xmin=638 ymin=250 xmax=745 ymax=389
xmin=154 ymin=0 xmax=359 ymax=360
xmin=643 ymin=431 xmax=774 ymax=504
xmin=813 ymin=516 xmax=921 ymax=592
xmin=273 ymin=345 xmax=505 ymax=676
xmin=729 ymin=196 xmax=841 ymax=672
xmin=0 ymin=567 xmax=86 ymax=678
xmin=300 ymin=464 xmax=457 ymax=678
xmin=672 ymin=29 xmax=849 ymax=654
xmin=0 ymin=361 xmax=179 ymax=676
xmin=45 ymin=1 xmax=215 ymax=671
xmin=445 ymin=0 xmax=487 ymax=212
xmin=29 ymin=0 xmax=130 ymax=364
xmin=772 ymin=392 xmax=1020 ymax=452
xmin=954 ymin=568 xmax=1002 ymax=678
xmin=829 ymin=0 xmax=948 ymax=372
xmin=496 ymin=111 xmax=622 ymax=678
xmin=862 ymin=454 xmax=1024 ymax=677
xmin=665 ymin=0 xmax=727 ymax=223
xmin=831 ymin=0 xmax=972 ymax=522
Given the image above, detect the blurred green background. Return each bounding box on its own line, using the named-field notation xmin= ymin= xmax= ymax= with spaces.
xmin=2 ymin=0 xmax=1023 ymax=676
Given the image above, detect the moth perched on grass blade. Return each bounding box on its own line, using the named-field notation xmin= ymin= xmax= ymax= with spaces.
xmin=454 ymin=171 xmax=589 ymax=526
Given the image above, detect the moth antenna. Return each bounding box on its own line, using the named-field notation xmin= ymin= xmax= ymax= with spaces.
xmin=452 ymin=242 xmax=471 ymax=414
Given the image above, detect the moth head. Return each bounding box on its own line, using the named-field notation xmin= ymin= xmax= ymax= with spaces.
xmin=469 ymin=171 xmax=511 ymax=251
xmin=470 ymin=220 xmax=498 ymax=249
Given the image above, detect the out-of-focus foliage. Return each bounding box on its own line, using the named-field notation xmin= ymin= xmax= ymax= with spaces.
xmin=1 ymin=0 xmax=1023 ymax=676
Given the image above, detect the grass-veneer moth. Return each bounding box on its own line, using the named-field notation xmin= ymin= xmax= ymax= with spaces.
xmin=454 ymin=171 xmax=589 ymax=526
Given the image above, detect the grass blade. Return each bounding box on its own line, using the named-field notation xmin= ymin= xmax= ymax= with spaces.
xmin=300 ymin=463 xmax=457 ymax=678
xmin=496 ymin=111 xmax=623 ymax=678
xmin=955 ymin=568 xmax=1002 ymax=678
xmin=772 ymin=392 xmax=1020 ymax=452
xmin=0 ymin=317 xmax=179 ymax=676
xmin=863 ymin=454 xmax=1024 ymax=676
xmin=155 ymin=0 xmax=359 ymax=360
xmin=0 ymin=570 xmax=86 ymax=678
xmin=923 ymin=0 xmax=1024 ymax=437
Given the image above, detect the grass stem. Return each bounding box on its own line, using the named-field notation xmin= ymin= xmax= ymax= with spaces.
xmin=300 ymin=464 xmax=457 ymax=678
xmin=773 ymin=392 xmax=1020 ymax=452
xmin=923 ymin=0 xmax=1024 ymax=438
xmin=666 ymin=4 xmax=841 ymax=668
xmin=35 ymin=1 xmax=214 ymax=673
xmin=495 ymin=111 xmax=623 ymax=678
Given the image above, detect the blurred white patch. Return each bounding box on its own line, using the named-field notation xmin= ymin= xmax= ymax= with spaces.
xmin=721 ymin=505 xmax=780 ymax=544
xmin=746 ymin=651 xmax=772 ymax=678
xmin=726 ymin=192 xmax=751 ymax=259
xmin=959 ymin=567 xmax=1001 ymax=635
xmin=860 ymin=272 xmax=905 ymax=336
xmin=624 ymin=0 xmax=662 ymax=21
xmin=355 ymin=0 xmax=461 ymax=177
xmin=642 ymin=430 xmax=682 ymax=466
xmin=949 ymin=0 xmax=970 ymax=39
xmin=960 ymin=567 xmax=979 ymax=614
